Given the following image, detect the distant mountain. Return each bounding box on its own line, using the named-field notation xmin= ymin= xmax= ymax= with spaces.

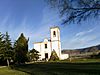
xmin=78 ymin=44 xmax=100 ymax=53
xmin=62 ymin=44 xmax=100 ymax=55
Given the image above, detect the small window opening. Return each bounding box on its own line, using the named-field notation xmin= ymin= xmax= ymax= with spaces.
xmin=53 ymin=31 xmax=56 ymax=37
xmin=45 ymin=44 xmax=47 ymax=49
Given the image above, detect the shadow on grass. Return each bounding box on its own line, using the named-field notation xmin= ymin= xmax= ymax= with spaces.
xmin=12 ymin=62 xmax=100 ymax=75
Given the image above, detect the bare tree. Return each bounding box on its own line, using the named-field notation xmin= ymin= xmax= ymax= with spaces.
xmin=46 ymin=0 xmax=100 ymax=24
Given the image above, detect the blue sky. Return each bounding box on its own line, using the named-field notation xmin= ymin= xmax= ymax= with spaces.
xmin=0 ymin=0 xmax=100 ymax=50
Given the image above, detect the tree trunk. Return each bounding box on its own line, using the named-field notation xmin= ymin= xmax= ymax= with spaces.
xmin=7 ymin=59 xmax=9 ymax=67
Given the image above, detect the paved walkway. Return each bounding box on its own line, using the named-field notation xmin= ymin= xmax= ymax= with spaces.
xmin=0 ymin=66 xmax=6 ymax=68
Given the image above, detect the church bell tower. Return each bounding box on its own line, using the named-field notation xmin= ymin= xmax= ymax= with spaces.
xmin=50 ymin=26 xmax=61 ymax=58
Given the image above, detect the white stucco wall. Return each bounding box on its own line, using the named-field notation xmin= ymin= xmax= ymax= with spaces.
xmin=40 ymin=41 xmax=51 ymax=60
xmin=51 ymin=41 xmax=61 ymax=58
xmin=34 ymin=39 xmax=52 ymax=60
xmin=34 ymin=43 xmax=42 ymax=60
xmin=34 ymin=43 xmax=41 ymax=52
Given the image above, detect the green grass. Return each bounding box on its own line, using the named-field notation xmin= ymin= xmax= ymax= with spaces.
xmin=0 ymin=67 xmax=28 ymax=75
xmin=1 ymin=60 xmax=100 ymax=75
xmin=14 ymin=62 xmax=100 ymax=75
xmin=61 ymin=58 xmax=100 ymax=63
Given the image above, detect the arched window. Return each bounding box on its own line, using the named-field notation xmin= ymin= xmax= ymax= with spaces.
xmin=53 ymin=31 xmax=56 ymax=37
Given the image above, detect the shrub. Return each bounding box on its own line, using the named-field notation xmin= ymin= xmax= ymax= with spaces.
xmin=49 ymin=50 xmax=59 ymax=61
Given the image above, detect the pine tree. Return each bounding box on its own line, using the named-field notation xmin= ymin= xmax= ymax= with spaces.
xmin=14 ymin=33 xmax=28 ymax=64
xmin=3 ymin=32 xmax=13 ymax=67
xmin=0 ymin=32 xmax=5 ymax=63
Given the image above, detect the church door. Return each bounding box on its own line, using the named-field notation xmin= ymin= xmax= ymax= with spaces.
xmin=45 ymin=53 xmax=48 ymax=60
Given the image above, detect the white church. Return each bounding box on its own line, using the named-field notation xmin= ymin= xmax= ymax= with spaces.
xmin=34 ymin=26 xmax=69 ymax=60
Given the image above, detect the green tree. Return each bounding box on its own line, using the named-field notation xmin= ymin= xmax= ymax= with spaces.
xmin=14 ymin=33 xmax=28 ymax=64
xmin=3 ymin=32 xmax=13 ymax=67
xmin=49 ymin=50 xmax=59 ymax=61
xmin=28 ymin=49 xmax=39 ymax=61
xmin=47 ymin=0 xmax=100 ymax=24
xmin=0 ymin=32 xmax=5 ymax=64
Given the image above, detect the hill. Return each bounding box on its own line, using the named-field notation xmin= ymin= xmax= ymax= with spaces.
xmin=62 ymin=44 xmax=100 ymax=56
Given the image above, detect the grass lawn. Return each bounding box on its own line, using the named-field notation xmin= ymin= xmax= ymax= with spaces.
xmin=0 ymin=66 xmax=28 ymax=75
xmin=14 ymin=62 xmax=100 ymax=75
xmin=0 ymin=61 xmax=100 ymax=75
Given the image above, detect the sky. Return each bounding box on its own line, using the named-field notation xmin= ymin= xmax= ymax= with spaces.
xmin=0 ymin=0 xmax=100 ymax=50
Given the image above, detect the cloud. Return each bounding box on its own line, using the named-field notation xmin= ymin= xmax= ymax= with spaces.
xmin=75 ymin=28 xmax=95 ymax=37
xmin=71 ymin=28 xmax=96 ymax=45
xmin=0 ymin=14 xmax=10 ymax=30
xmin=62 ymin=28 xmax=98 ymax=49
xmin=62 ymin=35 xmax=98 ymax=49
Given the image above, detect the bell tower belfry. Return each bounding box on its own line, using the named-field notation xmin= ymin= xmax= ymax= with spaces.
xmin=50 ymin=26 xmax=60 ymax=41
xmin=50 ymin=26 xmax=61 ymax=58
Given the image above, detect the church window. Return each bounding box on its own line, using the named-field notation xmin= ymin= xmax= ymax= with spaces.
xmin=53 ymin=31 xmax=56 ymax=37
xmin=45 ymin=44 xmax=47 ymax=49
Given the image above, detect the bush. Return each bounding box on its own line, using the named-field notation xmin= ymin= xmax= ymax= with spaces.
xmin=49 ymin=50 xmax=59 ymax=61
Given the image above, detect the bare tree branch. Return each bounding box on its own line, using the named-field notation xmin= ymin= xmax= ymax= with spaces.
xmin=46 ymin=0 xmax=100 ymax=24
